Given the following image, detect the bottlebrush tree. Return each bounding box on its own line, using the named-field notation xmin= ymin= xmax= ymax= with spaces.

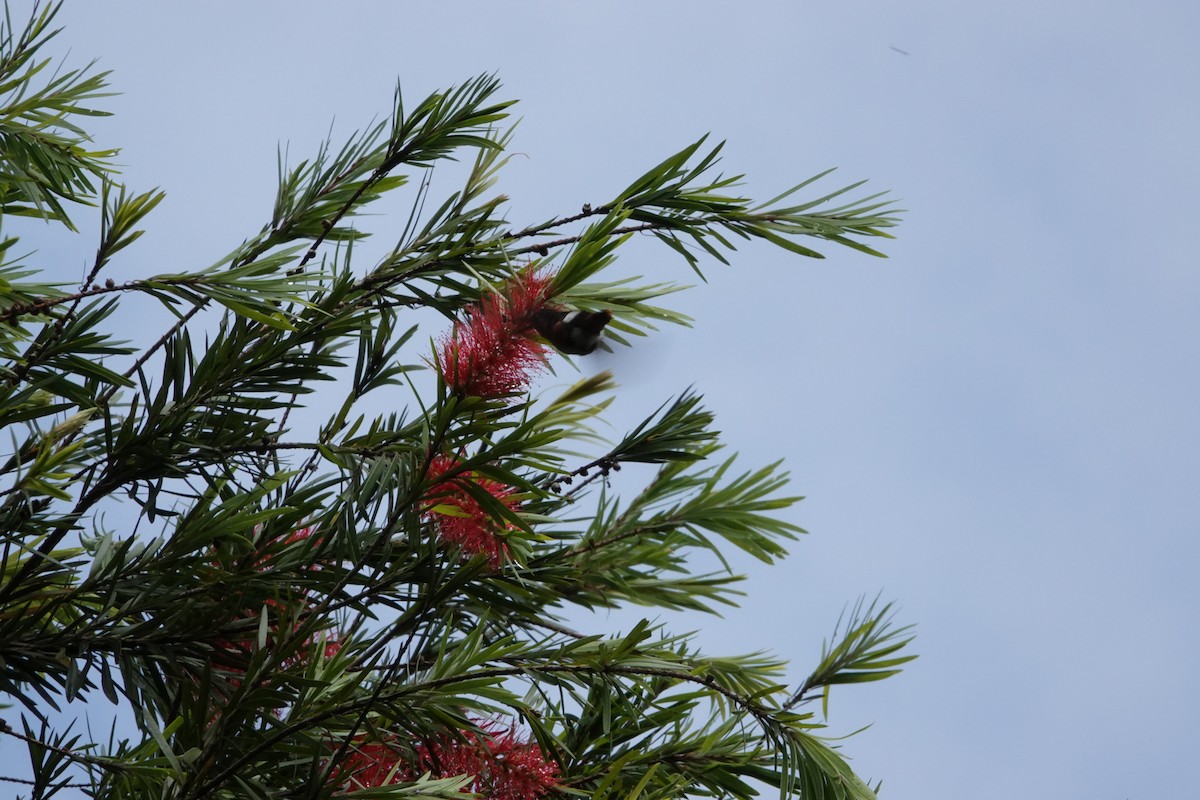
xmin=0 ymin=4 xmax=915 ymax=800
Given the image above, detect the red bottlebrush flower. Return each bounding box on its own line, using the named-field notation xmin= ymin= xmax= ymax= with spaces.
xmin=274 ymin=524 xmax=318 ymax=550
xmin=501 ymin=267 xmax=555 ymax=326
xmin=471 ymin=727 xmax=561 ymax=800
xmin=339 ymin=739 xmax=409 ymax=790
xmin=435 ymin=270 xmax=554 ymax=398
xmin=209 ymin=525 xmax=335 ymax=673
xmin=422 ymin=455 xmax=520 ymax=568
xmin=210 ymin=601 xmax=328 ymax=674
xmin=340 ymin=722 xmax=559 ymax=800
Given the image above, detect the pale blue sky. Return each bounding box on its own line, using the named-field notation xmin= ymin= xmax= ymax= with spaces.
xmin=12 ymin=1 xmax=1200 ymax=798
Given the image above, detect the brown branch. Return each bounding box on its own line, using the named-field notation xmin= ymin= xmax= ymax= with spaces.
xmin=502 ymin=202 xmax=609 ymax=241
xmin=509 ymin=221 xmax=660 ymax=258
xmin=0 ymin=719 xmax=120 ymax=782
xmin=1 ymin=281 xmax=124 ymax=390
xmin=568 ymin=519 xmax=682 ymax=557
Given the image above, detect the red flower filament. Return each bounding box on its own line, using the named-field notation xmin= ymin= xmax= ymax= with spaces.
xmin=422 ymin=455 xmax=520 ymax=568
xmin=210 ymin=526 xmax=341 ymax=673
xmin=435 ymin=270 xmax=554 ymax=398
xmin=341 ymin=724 xmax=559 ymax=800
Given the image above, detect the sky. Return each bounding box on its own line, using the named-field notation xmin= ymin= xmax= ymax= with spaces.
xmin=9 ymin=1 xmax=1200 ymax=798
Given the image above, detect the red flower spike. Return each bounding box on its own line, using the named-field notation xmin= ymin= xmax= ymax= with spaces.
xmin=340 ymin=740 xmax=408 ymax=789
xmin=319 ymin=636 xmax=343 ymax=660
xmin=210 ymin=525 xmax=337 ymax=673
xmin=422 ymin=455 xmax=520 ymax=568
xmin=500 ymin=268 xmax=555 ymax=326
xmin=435 ymin=270 xmax=555 ymax=398
xmin=476 ymin=728 xmax=561 ymax=800
xmin=340 ymin=722 xmax=559 ymax=800
xmin=274 ymin=524 xmax=317 ymax=545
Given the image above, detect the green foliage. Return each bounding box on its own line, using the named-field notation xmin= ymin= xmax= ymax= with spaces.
xmin=788 ymin=598 xmax=918 ymax=720
xmin=0 ymin=1 xmax=115 ymax=230
xmin=0 ymin=4 xmax=912 ymax=799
